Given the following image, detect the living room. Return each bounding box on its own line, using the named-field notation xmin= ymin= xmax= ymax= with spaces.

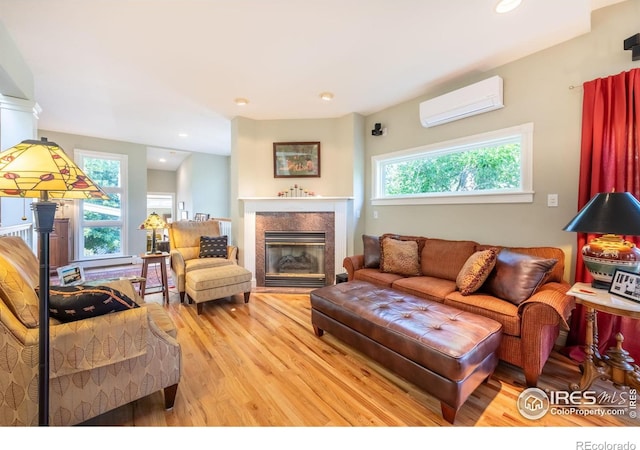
xmin=0 ymin=0 xmax=639 ymax=444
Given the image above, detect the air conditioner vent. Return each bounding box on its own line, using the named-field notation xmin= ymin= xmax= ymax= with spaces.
xmin=419 ymin=76 xmax=504 ymax=128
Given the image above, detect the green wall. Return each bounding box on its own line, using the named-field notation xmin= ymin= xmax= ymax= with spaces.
xmin=361 ymin=0 xmax=640 ymax=282
xmin=38 ymin=129 xmax=149 ymax=258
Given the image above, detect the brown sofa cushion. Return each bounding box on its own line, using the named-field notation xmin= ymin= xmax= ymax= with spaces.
xmin=380 ymin=236 xmax=421 ymax=276
xmin=379 ymin=233 xmax=427 ymax=269
xmin=456 ymin=248 xmax=499 ymax=295
xmin=476 ymin=244 xmax=566 ymax=283
xmin=354 ymin=268 xmax=405 ymax=288
xmin=421 ymin=238 xmax=478 ymax=281
xmin=362 ymin=234 xmax=381 ymax=268
xmin=484 ymin=249 xmax=558 ymax=305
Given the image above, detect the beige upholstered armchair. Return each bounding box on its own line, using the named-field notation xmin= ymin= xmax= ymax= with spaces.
xmin=0 ymin=236 xmax=181 ymax=426
xmin=167 ymin=219 xmax=238 ymax=302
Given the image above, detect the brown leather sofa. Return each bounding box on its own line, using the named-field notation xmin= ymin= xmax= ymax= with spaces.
xmin=343 ymin=234 xmax=576 ymax=387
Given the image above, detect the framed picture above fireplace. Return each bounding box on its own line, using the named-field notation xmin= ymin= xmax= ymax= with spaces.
xmin=273 ymin=142 xmax=320 ymax=178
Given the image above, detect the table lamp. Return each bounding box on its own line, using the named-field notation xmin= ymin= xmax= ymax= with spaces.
xmin=563 ymin=191 xmax=640 ymax=289
xmin=0 ymin=137 xmax=109 ymax=426
xmin=140 ymin=212 xmax=167 ymax=254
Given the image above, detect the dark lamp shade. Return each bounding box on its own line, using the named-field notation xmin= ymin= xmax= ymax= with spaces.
xmin=563 ymin=192 xmax=640 ymax=236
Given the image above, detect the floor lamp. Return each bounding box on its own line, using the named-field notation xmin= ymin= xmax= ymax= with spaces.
xmin=0 ymin=138 xmax=108 ymax=426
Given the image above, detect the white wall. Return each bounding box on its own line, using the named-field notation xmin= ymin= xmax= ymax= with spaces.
xmin=0 ymin=21 xmax=33 ymax=99
xmin=0 ymin=96 xmax=37 ymax=227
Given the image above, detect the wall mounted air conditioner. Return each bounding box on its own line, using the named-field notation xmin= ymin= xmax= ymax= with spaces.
xmin=419 ymin=75 xmax=504 ymax=128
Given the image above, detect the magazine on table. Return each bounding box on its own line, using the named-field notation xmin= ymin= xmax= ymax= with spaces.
xmin=57 ymin=264 xmax=86 ymax=286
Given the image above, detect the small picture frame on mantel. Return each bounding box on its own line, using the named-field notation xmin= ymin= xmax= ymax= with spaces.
xmin=609 ymin=269 xmax=640 ymax=303
xmin=273 ymin=142 xmax=320 ymax=178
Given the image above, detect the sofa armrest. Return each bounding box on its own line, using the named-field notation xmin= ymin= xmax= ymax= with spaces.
xmin=49 ymin=307 xmax=149 ymax=378
xmin=227 ymin=245 xmax=238 ymax=262
xmin=343 ymin=255 xmax=365 ymax=281
xmin=518 ymin=281 xmax=576 ymax=330
xmin=170 ymin=249 xmax=186 ymax=276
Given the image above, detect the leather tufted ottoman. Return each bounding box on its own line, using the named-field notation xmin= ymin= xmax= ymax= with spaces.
xmin=310 ymin=280 xmax=502 ymax=424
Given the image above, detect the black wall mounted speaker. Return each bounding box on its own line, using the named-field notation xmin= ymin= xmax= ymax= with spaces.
xmin=624 ymin=33 xmax=640 ymax=61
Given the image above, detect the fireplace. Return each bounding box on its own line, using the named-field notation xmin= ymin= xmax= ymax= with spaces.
xmin=264 ymin=231 xmax=326 ymax=287
xmin=241 ymin=197 xmax=351 ymax=288
xmin=255 ymin=211 xmax=334 ymax=288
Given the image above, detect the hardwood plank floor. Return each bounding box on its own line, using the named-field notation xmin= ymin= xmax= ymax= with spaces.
xmin=81 ymin=288 xmax=639 ymax=434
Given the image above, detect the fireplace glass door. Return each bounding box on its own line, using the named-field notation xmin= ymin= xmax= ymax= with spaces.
xmin=264 ymin=231 xmax=326 ymax=287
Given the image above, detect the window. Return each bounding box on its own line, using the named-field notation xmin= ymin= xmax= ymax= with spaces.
xmin=74 ymin=150 xmax=128 ymax=259
xmin=372 ymin=123 xmax=534 ymax=205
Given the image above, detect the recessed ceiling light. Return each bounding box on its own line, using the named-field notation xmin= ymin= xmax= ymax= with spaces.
xmin=235 ymin=98 xmax=249 ymax=106
xmin=159 ymin=158 xmax=166 ymax=163
xmin=178 ymin=132 xmax=188 ymax=138
xmin=320 ymin=92 xmax=334 ymax=101
xmin=495 ymin=0 xmax=522 ymax=13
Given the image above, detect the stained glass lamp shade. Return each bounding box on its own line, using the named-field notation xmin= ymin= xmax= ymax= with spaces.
xmin=0 ymin=137 xmax=108 ymax=425
xmin=0 ymin=138 xmax=109 ymax=199
xmin=140 ymin=212 xmax=167 ymax=254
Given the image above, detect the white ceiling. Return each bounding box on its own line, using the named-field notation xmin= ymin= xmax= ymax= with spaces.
xmin=0 ymin=0 xmax=627 ymax=171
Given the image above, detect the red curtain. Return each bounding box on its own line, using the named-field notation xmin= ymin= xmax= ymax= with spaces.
xmin=563 ymin=68 xmax=640 ymax=363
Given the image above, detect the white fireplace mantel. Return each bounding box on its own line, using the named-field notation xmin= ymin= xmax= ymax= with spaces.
xmin=241 ymin=197 xmax=352 ymax=286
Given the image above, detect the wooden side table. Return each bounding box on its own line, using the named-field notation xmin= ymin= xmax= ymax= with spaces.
xmin=140 ymin=252 xmax=170 ymax=304
xmin=567 ymin=282 xmax=640 ymax=391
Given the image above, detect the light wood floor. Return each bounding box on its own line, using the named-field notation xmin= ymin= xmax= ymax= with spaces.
xmin=82 ymin=288 xmax=639 ymax=428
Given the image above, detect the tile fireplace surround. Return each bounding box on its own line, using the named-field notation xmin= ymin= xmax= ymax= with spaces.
xmin=241 ymin=197 xmax=351 ymax=288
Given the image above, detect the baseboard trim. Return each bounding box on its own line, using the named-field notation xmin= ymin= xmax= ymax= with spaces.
xmin=75 ymin=256 xmax=136 ymax=269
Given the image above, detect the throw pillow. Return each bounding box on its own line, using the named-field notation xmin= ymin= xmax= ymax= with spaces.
xmin=380 ymin=236 xmax=421 ymax=276
xmin=45 ymin=285 xmax=139 ymax=323
xmin=199 ymin=235 xmax=228 ymax=258
xmin=456 ymin=248 xmax=499 ymax=295
xmin=484 ymin=249 xmax=558 ymax=305
xmin=363 ymin=234 xmax=381 ymax=268
xmin=378 ymin=233 xmax=426 ymax=272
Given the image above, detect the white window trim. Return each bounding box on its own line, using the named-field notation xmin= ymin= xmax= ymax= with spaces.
xmin=371 ymin=123 xmax=534 ymax=206
xmin=73 ymin=149 xmax=128 ymax=261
